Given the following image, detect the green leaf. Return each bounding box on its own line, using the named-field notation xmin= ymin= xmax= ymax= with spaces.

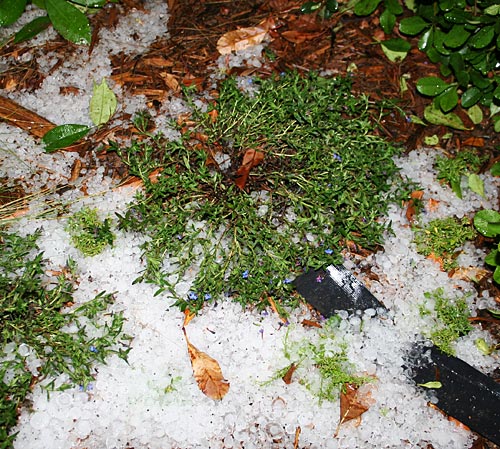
xmin=418 ymin=27 xmax=433 ymax=51
xmin=474 ymin=210 xmax=500 ymax=237
xmin=380 ymin=9 xmax=396 ymax=34
xmin=380 ymin=38 xmax=411 ymax=62
xmin=468 ymin=173 xmax=484 ymax=197
xmin=384 ymin=0 xmax=402 ymax=15
xmin=435 ymin=86 xmax=458 ymax=112
xmin=353 ymin=0 xmax=382 ymax=16
xmin=399 ymin=15 xmax=429 ymax=35
xmin=494 ymin=85 xmax=500 ymax=100
xmin=461 ymin=86 xmax=482 ymax=108
xmin=444 ymin=24 xmax=471 ymax=48
xmin=300 ymin=1 xmax=322 ymax=13
xmin=417 ymin=381 xmax=442 ymax=389
xmin=424 ymin=134 xmax=439 ymax=145
xmin=325 ymin=0 xmax=338 ymax=14
xmin=466 ymin=104 xmax=483 ymax=125
xmin=416 ymin=76 xmax=449 ymax=96
xmin=89 ymin=78 xmax=117 ymax=126
xmin=484 ymin=5 xmax=500 ymax=15
xmin=485 ymin=249 xmax=500 ymax=266
xmin=0 ymin=0 xmax=27 ymax=26
xmin=13 ymin=15 xmax=51 ymax=44
xmin=490 ymin=161 xmax=500 ymax=176
xmin=42 ymin=124 xmax=90 ymax=151
xmin=424 ymin=103 xmax=469 ymax=130
xmin=470 ymin=26 xmax=495 ymax=49
xmin=45 ymin=0 xmax=91 ymax=45
xmin=494 ymin=266 xmax=500 ymax=283
xmin=71 ymin=0 xmax=107 ymax=6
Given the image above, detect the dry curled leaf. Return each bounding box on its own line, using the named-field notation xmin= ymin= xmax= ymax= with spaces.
xmin=282 ymin=363 xmax=298 ymax=385
xmin=234 ymin=148 xmax=265 ymax=190
xmin=183 ymin=329 xmax=230 ymax=400
xmin=334 ymin=383 xmax=373 ymax=437
xmin=217 ymin=17 xmax=276 ymax=55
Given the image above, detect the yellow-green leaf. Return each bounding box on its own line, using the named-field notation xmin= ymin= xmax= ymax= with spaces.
xmin=89 ymin=78 xmax=117 ymax=126
xmin=468 ymin=173 xmax=484 ymax=197
xmin=417 ymin=381 xmax=442 ymax=389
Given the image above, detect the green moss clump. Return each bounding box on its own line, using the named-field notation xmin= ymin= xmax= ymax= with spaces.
xmin=421 ymin=288 xmax=473 ymax=355
xmin=66 ymin=207 xmax=115 ymax=256
xmin=413 ymin=217 xmax=476 ymax=271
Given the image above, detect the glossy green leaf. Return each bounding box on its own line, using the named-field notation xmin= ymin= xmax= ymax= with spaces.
xmin=474 ymin=210 xmax=500 ymax=237
xmin=325 ymin=0 xmax=338 ymax=13
xmin=461 ymin=86 xmax=482 ymax=108
xmin=89 ymin=78 xmax=117 ymax=126
xmin=493 ymin=85 xmax=500 ymax=100
xmin=300 ymin=1 xmax=321 ymax=13
xmin=400 ymin=16 xmax=429 ymax=35
xmin=494 ymin=116 xmax=500 ymax=132
xmin=353 ymin=0 xmax=382 ymax=16
xmin=424 ymin=103 xmax=469 ymax=130
xmin=470 ymin=26 xmax=495 ymax=49
xmin=418 ymin=27 xmax=433 ymax=51
xmin=46 ymin=0 xmax=91 ymax=45
xmin=432 ymin=28 xmax=451 ymax=55
xmin=13 ymin=15 xmax=51 ymax=44
xmin=438 ymin=0 xmax=455 ymax=12
xmin=467 ymin=104 xmax=483 ymax=125
xmin=469 ymin=70 xmax=490 ymax=89
xmin=494 ymin=266 xmax=500 ymax=284
xmin=0 ymin=0 xmax=27 ymax=26
xmin=490 ymin=161 xmax=500 ymax=176
xmin=416 ymin=77 xmax=449 ymax=96
xmin=444 ymin=9 xmax=472 ymax=24
xmin=384 ymin=0 xmax=402 ymax=15
xmin=449 ymin=53 xmax=468 ymax=86
xmin=485 ymin=249 xmax=500 ymax=265
xmin=380 ymin=38 xmax=411 ymax=62
xmin=436 ymin=86 xmax=458 ymax=112
xmin=380 ymin=9 xmax=396 ymax=34
xmin=444 ymin=24 xmax=470 ymax=48
xmin=468 ymin=173 xmax=484 ymax=197
xmin=42 ymin=124 xmax=90 ymax=152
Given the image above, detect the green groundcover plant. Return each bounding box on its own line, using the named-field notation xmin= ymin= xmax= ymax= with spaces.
xmin=114 ymin=72 xmax=404 ymax=313
xmin=0 ymin=0 xmax=113 ymax=46
xmin=0 ymin=230 xmax=130 ymax=448
xmin=474 ymin=209 xmax=500 ymax=283
xmin=420 ymin=287 xmax=473 ymax=355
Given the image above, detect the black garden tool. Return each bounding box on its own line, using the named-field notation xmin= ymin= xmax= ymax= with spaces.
xmin=295 ymin=265 xmax=500 ymax=445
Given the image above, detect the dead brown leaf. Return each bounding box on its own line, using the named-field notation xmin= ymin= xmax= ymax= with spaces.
xmin=449 ymin=266 xmax=489 ymax=282
xmin=462 ymin=137 xmax=484 ymax=147
xmin=280 ymin=30 xmax=325 ymax=44
xmin=217 ymin=17 xmax=276 ymax=55
xmin=301 ymin=319 xmax=322 ymax=328
xmin=334 ymin=383 xmax=373 ymax=437
xmin=405 ymin=190 xmax=424 ymax=224
xmin=234 ymin=148 xmax=265 ymax=190
xmin=183 ymin=329 xmax=230 ymax=400
xmin=282 ymin=363 xmax=298 ymax=384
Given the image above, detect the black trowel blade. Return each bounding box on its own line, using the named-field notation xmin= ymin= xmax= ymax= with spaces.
xmin=294 ymin=264 xmax=500 ymax=445
xmin=294 ymin=265 xmax=384 ymax=315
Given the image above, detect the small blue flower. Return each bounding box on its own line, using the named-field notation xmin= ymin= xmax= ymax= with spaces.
xmin=242 ymin=270 xmax=249 ymax=279
xmin=204 ymin=293 xmax=212 ymax=301
xmin=188 ymin=291 xmax=198 ymax=301
xmin=324 ymin=248 xmax=334 ymax=255
xmin=406 ymin=116 xmax=412 ymax=123
xmin=89 ymin=345 xmax=98 ymax=353
xmin=284 ymin=278 xmax=293 ymax=284
xmin=333 ymin=153 xmax=342 ymax=162
xmin=316 ymin=275 xmax=324 ymax=283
